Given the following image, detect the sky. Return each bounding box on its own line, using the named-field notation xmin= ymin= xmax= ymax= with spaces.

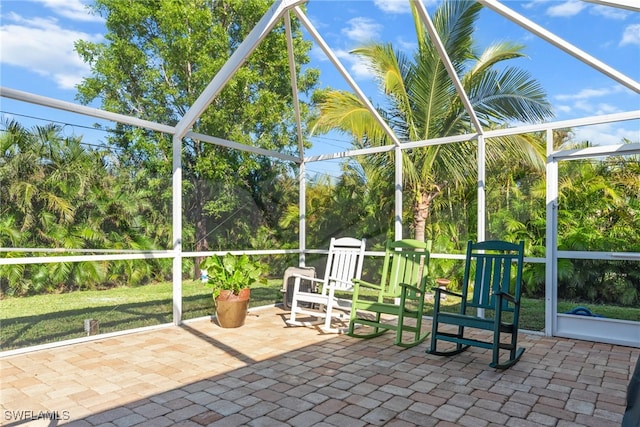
xmin=1 ymin=0 xmax=639 ymax=178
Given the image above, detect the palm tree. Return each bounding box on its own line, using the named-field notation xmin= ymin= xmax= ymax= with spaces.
xmin=311 ymin=0 xmax=554 ymax=242
xmin=0 ymin=119 xmax=167 ymax=294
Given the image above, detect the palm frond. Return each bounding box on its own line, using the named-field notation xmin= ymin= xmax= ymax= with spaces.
xmin=431 ymin=0 xmax=481 ymax=64
xmin=311 ymin=91 xmax=389 ymax=144
xmin=469 ymin=41 xmax=527 ymax=77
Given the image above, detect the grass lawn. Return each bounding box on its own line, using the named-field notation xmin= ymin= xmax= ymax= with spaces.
xmin=1 ymin=279 xmax=638 ymax=351
xmin=0 ymin=279 xmax=283 ymax=351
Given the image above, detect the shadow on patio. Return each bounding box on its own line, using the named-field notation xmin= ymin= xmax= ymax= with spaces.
xmin=0 ymin=305 xmax=635 ymax=426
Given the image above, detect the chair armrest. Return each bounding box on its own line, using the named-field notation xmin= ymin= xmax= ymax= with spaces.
xmin=433 ymin=287 xmax=463 ymax=299
xmin=494 ymin=290 xmax=517 ymax=304
xmin=326 ymin=276 xmax=353 ymax=286
xmin=399 ymin=283 xmax=423 ymax=294
xmin=289 ymin=273 xmax=325 ymax=295
xmin=352 ymin=278 xmax=383 ymax=291
xmin=290 ymin=274 xmax=324 ymax=285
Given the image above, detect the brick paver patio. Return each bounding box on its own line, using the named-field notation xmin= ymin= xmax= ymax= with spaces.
xmin=1 ymin=305 xmax=637 ymax=426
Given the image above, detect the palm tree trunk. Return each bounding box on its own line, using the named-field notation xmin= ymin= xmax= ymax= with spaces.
xmin=412 ymin=190 xmax=438 ymax=243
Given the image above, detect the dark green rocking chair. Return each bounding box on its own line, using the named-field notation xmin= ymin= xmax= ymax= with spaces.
xmin=427 ymin=240 xmax=525 ymax=369
xmin=348 ymin=239 xmax=431 ymax=348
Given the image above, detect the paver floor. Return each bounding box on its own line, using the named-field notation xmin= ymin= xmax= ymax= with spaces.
xmin=1 ymin=305 xmax=637 ymax=426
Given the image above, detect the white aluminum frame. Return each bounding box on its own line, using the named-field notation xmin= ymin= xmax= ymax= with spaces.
xmin=1 ymin=0 xmax=639 ymax=350
xmin=547 ymin=137 xmax=640 ymax=346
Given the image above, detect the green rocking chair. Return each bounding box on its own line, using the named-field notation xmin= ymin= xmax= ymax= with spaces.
xmin=427 ymin=240 xmax=525 ymax=369
xmin=348 ymin=239 xmax=431 ymax=348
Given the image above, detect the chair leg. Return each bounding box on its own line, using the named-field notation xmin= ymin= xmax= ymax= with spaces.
xmin=374 ymin=312 xmax=383 ymax=335
xmin=489 ymin=330 xmax=525 ymax=370
xmin=287 ymin=291 xmax=325 ymax=328
xmin=491 ymin=326 xmax=501 ymax=367
xmin=395 ymin=309 xmax=405 ymax=347
xmin=347 ymin=310 xmax=389 ymax=339
xmin=288 ymin=289 xmax=299 ymax=324
xmin=395 ymin=316 xmax=429 ymax=348
xmin=429 ymin=315 xmax=439 ymax=353
xmin=490 ymin=347 xmax=525 ymax=370
xmin=322 ymin=305 xmax=333 ymax=331
xmin=427 ymin=324 xmax=470 ymax=356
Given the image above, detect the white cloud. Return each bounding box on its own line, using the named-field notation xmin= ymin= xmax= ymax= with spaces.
xmin=35 ymin=0 xmax=103 ymax=23
xmin=373 ymin=0 xmax=411 ymax=14
xmin=556 ymin=99 xmax=622 ymax=116
xmin=342 ymin=17 xmax=382 ymax=43
xmin=554 ymin=86 xmax=633 ymax=116
xmin=310 ymin=45 xmax=329 ymax=63
xmin=0 ymin=13 xmax=103 ymax=90
xmin=522 ymin=0 xmax=553 ymax=10
xmin=572 ymin=100 xmax=619 ymax=116
xmin=555 ymin=86 xmax=624 ymax=101
xmin=573 ymin=99 xmax=593 ymax=113
xmin=573 ymin=123 xmax=640 ymax=146
xmin=593 ymin=103 xmax=620 ymax=115
xmin=590 ymin=5 xmax=629 ymax=20
xmin=620 ymin=24 xmax=640 ymax=46
xmin=335 ymin=48 xmax=374 ymax=79
xmin=546 ymin=0 xmax=586 ymax=17
xmin=373 ymin=0 xmax=439 ymax=14
xmin=396 ymin=36 xmax=417 ymax=52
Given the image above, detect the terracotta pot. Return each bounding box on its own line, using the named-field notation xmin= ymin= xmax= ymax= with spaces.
xmin=214 ymin=288 xmax=250 ymax=328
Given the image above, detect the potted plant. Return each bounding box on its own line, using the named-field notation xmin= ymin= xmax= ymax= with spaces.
xmin=200 ymin=253 xmax=268 ymax=328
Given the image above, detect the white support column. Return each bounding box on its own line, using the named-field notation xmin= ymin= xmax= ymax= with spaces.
xmin=299 ymin=162 xmax=307 ymax=266
xmin=477 ymin=135 xmax=486 ymax=241
xmin=172 ymin=134 xmax=183 ymax=325
xmin=395 ymin=146 xmax=403 ymax=240
xmin=545 ymin=128 xmax=557 ymax=337
xmin=286 ymin=8 xmax=306 ymax=266
xmin=477 ymin=134 xmax=486 ymax=318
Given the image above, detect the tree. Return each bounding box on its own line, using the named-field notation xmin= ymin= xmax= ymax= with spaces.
xmin=0 ymin=119 xmax=163 ymax=294
xmin=76 ymin=0 xmax=319 ymax=277
xmin=311 ymin=0 xmax=554 ymax=242
xmin=555 ymin=149 xmax=640 ymax=305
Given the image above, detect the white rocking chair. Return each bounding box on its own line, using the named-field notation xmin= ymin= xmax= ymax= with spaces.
xmin=286 ymin=237 xmax=366 ymax=332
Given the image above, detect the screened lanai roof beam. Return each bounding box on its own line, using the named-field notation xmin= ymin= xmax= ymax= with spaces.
xmin=0 ymin=87 xmax=175 ymax=135
xmin=479 ymin=0 xmax=640 ymax=94
xmin=411 ymin=0 xmax=483 ymax=135
xmin=185 ymin=131 xmax=300 ymax=163
xmin=306 ymin=109 xmax=639 ymax=163
xmin=293 ymin=6 xmax=403 ymax=147
xmin=174 ymin=0 xmax=305 ymax=140
xmin=304 ymin=132 xmax=478 ymax=163
xmin=583 ymin=0 xmax=639 ymax=12
xmin=284 ymin=11 xmax=306 ymax=160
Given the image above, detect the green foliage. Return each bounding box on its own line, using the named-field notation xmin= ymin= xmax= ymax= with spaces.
xmin=200 ymin=253 xmax=268 ymax=298
xmin=550 ymin=153 xmax=639 ymax=304
xmin=0 ymin=120 xmax=168 ymax=295
xmin=311 ymin=0 xmax=553 ymax=242
xmin=1 ymin=1 xmax=638 ymax=312
xmin=75 ymin=0 xmax=319 ymax=272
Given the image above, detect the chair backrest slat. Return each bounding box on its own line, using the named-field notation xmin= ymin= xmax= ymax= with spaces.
xmin=325 ymin=237 xmax=366 ymax=291
xmin=381 ymin=239 xmax=431 ymax=299
xmin=463 ymin=240 xmax=524 ymax=312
